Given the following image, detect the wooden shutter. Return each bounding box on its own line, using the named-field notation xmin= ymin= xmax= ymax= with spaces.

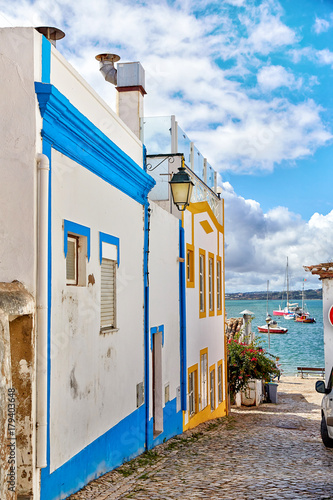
xmin=101 ymin=258 xmax=116 ymax=329
xmin=66 ymin=236 xmax=78 ymax=285
xmin=218 ymin=363 xmax=223 ymax=404
xmin=210 ymin=369 xmax=215 ymax=411
xmin=199 ymin=254 xmax=204 ymax=312
xmin=201 ymin=353 xmax=207 ymax=409
xmin=189 ymin=372 xmax=195 ymax=416
xmin=217 ymin=260 xmax=221 ymax=310
xmin=209 ymin=257 xmax=213 ymax=311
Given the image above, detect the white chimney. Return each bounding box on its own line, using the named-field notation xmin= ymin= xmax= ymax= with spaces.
xmin=96 ymin=55 xmax=146 ymax=139
xmin=116 ymin=62 xmax=146 ymax=139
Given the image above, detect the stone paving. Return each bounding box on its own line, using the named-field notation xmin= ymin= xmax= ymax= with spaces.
xmin=69 ymin=377 xmax=333 ymax=499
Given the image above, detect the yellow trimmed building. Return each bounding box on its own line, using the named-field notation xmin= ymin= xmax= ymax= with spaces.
xmin=183 ymin=200 xmax=227 ymax=430
xmin=145 ymin=115 xmax=228 ymax=433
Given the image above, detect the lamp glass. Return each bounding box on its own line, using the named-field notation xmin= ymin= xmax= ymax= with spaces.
xmin=169 ymin=169 xmax=194 ymax=211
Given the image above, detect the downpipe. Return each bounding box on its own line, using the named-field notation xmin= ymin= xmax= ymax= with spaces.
xmin=36 ymin=153 xmax=49 ymax=468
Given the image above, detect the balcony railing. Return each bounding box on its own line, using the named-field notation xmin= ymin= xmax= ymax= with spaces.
xmin=141 ymin=116 xmax=217 ymax=191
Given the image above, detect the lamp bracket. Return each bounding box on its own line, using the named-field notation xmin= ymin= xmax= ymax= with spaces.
xmin=146 ymin=155 xmax=175 ymax=172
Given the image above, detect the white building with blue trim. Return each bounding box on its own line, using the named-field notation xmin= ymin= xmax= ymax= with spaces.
xmin=0 ymin=27 xmax=227 ymax=500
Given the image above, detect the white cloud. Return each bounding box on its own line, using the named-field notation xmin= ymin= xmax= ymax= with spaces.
xmin=257 ymin=65 xmax=302 ymax=91
xmin=190 ymin=97 xmax=332 ymax=173
xmin=223 ymin=185 xmax=333 ymax=292
xmin=237 ymin=1 xmax=298 ymax=56
xmin=246 ymin=17 xmax=296 ymax=55
xmin=290 ymin=46 xmax=333 ymax=68
xmin=0 ymin=0 xmax=330 ymax=177
xmin=313 ymin=17 xmax=330 ymax=34
xmin=224 ymin=0 xmax=246 ymax=6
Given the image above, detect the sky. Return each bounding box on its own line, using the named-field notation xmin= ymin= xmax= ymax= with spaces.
xmin=0 ymin=0 xmax=332 ymax=293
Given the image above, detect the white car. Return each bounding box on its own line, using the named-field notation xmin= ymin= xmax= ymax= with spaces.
xmin=315 ymin=368 xmax=333 ymax=448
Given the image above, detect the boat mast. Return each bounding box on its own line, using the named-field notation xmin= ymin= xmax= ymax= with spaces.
xmin=302 ymin=280 xmax=304 ymax=312
xmin=286 ymin=257 xmax=289 ymax=309
xmin=266 ymin=280 xmax=269 ymax=315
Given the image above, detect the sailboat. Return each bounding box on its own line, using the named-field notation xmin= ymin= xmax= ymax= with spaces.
xmin=295 ymin=281 xmax=316 ymax=323
xmin=258 ymin=281 xmax=288 ymax=335
xmin=273 ymin=258 xmax=305 ymax=317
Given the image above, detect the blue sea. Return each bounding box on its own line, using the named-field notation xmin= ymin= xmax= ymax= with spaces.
xmin=226 ymin=299 xmax=324 ymax=376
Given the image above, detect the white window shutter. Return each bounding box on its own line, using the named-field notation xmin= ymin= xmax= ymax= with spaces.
xmin=66 ymin=236 xmax=77 ymax=285
xmin=101 ymin=258 xmax=116 ymax=329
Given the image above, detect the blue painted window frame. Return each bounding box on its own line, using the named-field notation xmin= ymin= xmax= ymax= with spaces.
xmin=64 ymin=220 xmax=91 ymax=261
xmin=99 ymin=232 xmax=120 ymax=267
xmin=150 ymin=325 xmax=165 ymax=350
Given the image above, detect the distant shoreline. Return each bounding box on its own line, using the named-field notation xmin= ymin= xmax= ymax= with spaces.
xmin=225 ymin=289 xmax=322 ymax=301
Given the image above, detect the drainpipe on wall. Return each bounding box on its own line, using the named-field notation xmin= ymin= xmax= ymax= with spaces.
xmin=179 ymin=219 xmax=187 ymax=411
xmin=144 ymin=202 xmax=151 ymax=450
xmin=36 ymin=153 xmax=49 ymax=468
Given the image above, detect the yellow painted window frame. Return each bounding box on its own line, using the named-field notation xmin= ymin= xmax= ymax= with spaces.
xmin=199 ymin=248 xmax=206 ymax=318
xmin=188 ymin=364 xmax=199 ymax=418
xmin=210 ymin=364 xmax=216 ymax=411
xmin=186 ymin=243 xmax=195 ymax=288
xmin=200 ymin=347 xmax=208 ymax=410
xmin=216 ymin=256 xmax=222 ymax=316
xmin=208 ymin=252 xmax=215 ymax=317
xmin=217 ymin=359 xmax=223 ymax=404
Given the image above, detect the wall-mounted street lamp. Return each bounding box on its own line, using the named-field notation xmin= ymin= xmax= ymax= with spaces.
xmin=169 ymin=160 xmax=194 ymax=211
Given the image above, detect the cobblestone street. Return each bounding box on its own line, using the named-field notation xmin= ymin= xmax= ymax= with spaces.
xmin=69 ymin=377 xmax=333 ymax=500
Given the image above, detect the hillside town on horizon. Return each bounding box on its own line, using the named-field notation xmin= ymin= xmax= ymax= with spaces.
xmin=225 ymin=289 xmax=323 ymax=301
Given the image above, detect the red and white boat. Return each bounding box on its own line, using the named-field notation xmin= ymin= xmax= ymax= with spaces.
xmin=257 ymin=320 xmax=288 ymax=334
xmin=273 ymin=306 xmax=290 ymax=316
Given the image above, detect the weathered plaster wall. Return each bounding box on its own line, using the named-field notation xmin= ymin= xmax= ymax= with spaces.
xmin=10 ymin=315 xmax=34 ymax=494
xmin=0 ymin=282 xmax=35 ymax=499
xmin=50 ymin=151 xmax=145 ymax=472
xmin=0 ymin=313 xmax=13 ymax=500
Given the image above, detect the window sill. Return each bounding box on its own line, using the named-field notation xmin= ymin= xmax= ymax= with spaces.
xmin=100 ymin=327 xmax=119 ymax=335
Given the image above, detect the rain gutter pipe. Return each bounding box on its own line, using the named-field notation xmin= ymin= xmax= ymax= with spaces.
xmin=36 ymin=153 xmax=49 ymax=468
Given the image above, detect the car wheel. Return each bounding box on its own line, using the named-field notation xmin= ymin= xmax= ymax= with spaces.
xmin=321 ymin=414 xmax=333 ymax=448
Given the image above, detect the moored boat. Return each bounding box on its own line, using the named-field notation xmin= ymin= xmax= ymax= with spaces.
xmin=294 ymin=281 xmax=315 ymax=323
xmin=295 ymin=314 xmax=316 ymax=323
xmin=257 ymin=320 xmax=288 ymax=334
xmin=284 ymin=313 xmax=295 ymax=320
xmin=273 ymin=258 xmax=307 ymax=317
xmin=273 ymin=306 xmax=287 ymax=316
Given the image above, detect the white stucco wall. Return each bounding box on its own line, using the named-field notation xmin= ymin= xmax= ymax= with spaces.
xmin=322 ymin=280 xmax=333 ymax=384
xmin=148 ymin=202 xmax=181 ymax=419
xmin=0 ymin=28 xmax=42 ymax=294
xmin=50 ymin=151 xmax=145 ymax=471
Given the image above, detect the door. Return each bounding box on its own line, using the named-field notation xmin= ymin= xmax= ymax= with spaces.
xmin=153 ymin=331 xmax=163 ymax=436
